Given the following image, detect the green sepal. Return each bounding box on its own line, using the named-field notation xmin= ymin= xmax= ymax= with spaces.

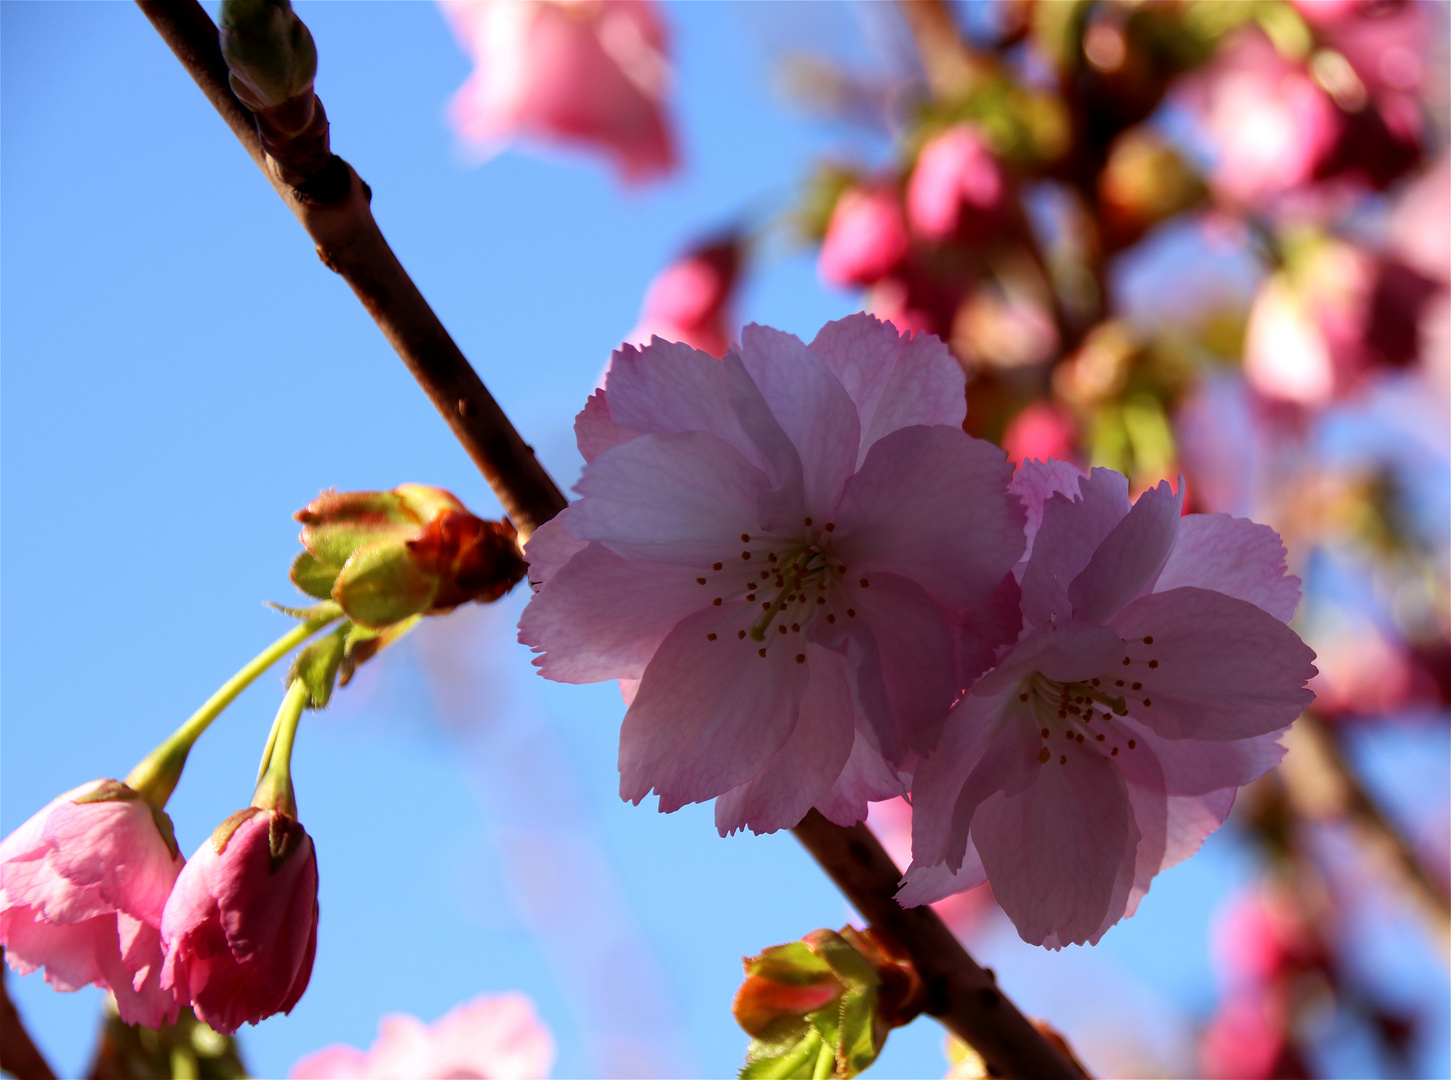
xmin=331 ymin=538 xmax=438 ymax=629
xmin=289 ymin=623 xmax=348 ymax=709
xmin=338 ymin=616 xmax=419 ymax=686
xmin=741 ymin=1025 xmax=826 ymax=1079
xmin=266 ymin=599 xmax=344 ymax=623
xmin=295 ymin=489 xmax=418 ymax=567
xmin=290 ymin=551 xmax=340 ymax=601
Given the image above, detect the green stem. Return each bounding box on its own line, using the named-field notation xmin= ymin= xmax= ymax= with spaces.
xmin=252 ymin=679 xmax=309 ymax=818
xmin=125 ymin=607 xmax=341 ymax=806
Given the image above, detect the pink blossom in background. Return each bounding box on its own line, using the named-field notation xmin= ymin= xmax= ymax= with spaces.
xmin=1179 ymin=28 xmax=1340 ymax=208
xmin=0 ymin=780 xmax=184 ymax=1028
xmin=441 ymin=0 xmax=677 ymax=185
xmin=903 ymin=460 xmax=1316 ymax=947
xmin=626 ymin=236 xmax=741 ymax=358
xmin=906 ymin=124 xmax=1007 ymax=244
xmin=819 ymin=185 xmax=910 ymax=288
xmin=1002 ymin=403 xmax=1078 ymax=468
xmin=292 ymin=992 xmax=555 ymax=1079
xmin=160 ymin=807 xmax=318 ymax=1035
xmin=519 ymin=314 xmax=1026 ymax=835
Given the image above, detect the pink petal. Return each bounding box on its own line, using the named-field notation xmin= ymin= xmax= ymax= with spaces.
xmin=571 ymin=431 xmax=768 ymax=567
xmin=601 ymin=341 xmax=794 ymax=485
xmin=1010 ymin=457 xmax=1089 ymax=556
xmin=1068 ymin=479 xmax=1184 ymax=624
xmin=972 ymin=621 xmax=1125 ymax=696
xmin=807 ymin=314 xmax=966 ymax=458
xmin=518 ymin=542 xmax=704 ymax=682
xmin=819 ymin=571 xmax=957 ymax=762
xmin=734 ymin=324 xmax=861 ymax=517
xmin=714 ymin=648 xmax=855 ymax=835
xmin=2 ymin=907 xmax=113 ymax=992
xmin=1118 ymin=718 xmax=1288 ymax=795
xmin=1154 ymin=513 xmax=1302 ymax=623
xmin=521 ymin=513 xmax=588 ymax=585
xmin=833 ymin=426 xmax=1024 ymax=609
xmin=812 ymin=734 xmax=911 ymax=827
xmin=1109 ymin=587 xmax=1317 ymax=740
xmin=619 ymin=604 xmax=809 ymax=811
xmin=1018 ymin=467 xmax=1130 ymax=629
xmin=952 ymin=572 xmax=1023 ymax=686
xmin=897 ymin=840 xmax=988 ymax=907
xmin=972 ymin=737 xmax=1140 ymax=947
xmin=574 ymin=387 xmax=639 ymax=464
xmin=290 ymin=1046 xmax=369 ymax=1079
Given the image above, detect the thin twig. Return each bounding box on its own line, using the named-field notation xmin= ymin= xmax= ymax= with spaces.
xmin=133 ymin=0 xmax=567 ymax=541
xmin=1279 ymin=713 xmax=1451 ymax=953
xmin=896 ymin=0 xmax=978 ymax=99
xmin=1 ymin=953 xmax=58 ymax=1080
xmin=793 ymin=812 xmax=1087 ymax=1080
xmin=137 ymin=3 xmax=1089 ymax=1076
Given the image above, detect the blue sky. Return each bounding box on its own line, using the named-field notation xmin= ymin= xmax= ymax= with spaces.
xmin=3 ymin=4 xmax=1446 ymax=1079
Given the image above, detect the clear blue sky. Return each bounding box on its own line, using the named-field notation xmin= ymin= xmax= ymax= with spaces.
xmin=2 ymin=4 xmax=1446 ymax=1078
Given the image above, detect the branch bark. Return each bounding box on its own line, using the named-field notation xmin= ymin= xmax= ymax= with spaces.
xmin=134 ymin=0 xmax=566 ymax=542
xmin=137 ymin=3 xmax=1089 ymax=1076
xmin=1 ymin=953 xmax=58 ymax=1080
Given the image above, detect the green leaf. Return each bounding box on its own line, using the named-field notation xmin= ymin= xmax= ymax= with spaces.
xmin=289 ymin=624 xmax=347 ymax=709
xmin=290 ymin=551 xmax=339 ymax=600
xmin=742 ymin=1026 xmax=824 ymax=1080
xmin=266 ymin=599 xmax=344 ymax=623
xmin=331 ymin=539 xmax=437 ymax=629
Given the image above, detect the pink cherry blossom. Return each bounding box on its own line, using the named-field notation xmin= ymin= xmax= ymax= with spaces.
xmin=0 ymin=780 xmax=184 ymax=1028
xmin=160 ymin=807 xmax=318 ymax=1035
xmin=626 ymin=236 xmax=740 ymax=358
xmin=441 ymin=0 xmax=677 ymax=185
xmin=906 ymin=124 xmax=1007 ymax=244
xmin=519 ymin=313 xmax=1026 ymax=835
xmin=819 ymin=185 xmax=910 ymax=288
xmin=903 ymin=460 xmax=1316 ymax=947
xmin=865 ymin=797 xmax=993 ymax=939
xmin=1178 ymin=28 xmax=1340 ymax=208
xmin=291 ymin=992 xmax=554 ymax=1079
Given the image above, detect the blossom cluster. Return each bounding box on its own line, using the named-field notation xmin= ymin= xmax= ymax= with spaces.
xmin=521 ymin=313 xmax=1317 ymax=947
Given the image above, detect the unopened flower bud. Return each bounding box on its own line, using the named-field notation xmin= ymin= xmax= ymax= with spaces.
xmin=219 ymin=0 xmax=317 ymax=112
xmin=291 ymin=485 xmax=525 ymax=630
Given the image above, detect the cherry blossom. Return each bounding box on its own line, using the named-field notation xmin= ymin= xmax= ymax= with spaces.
xmin=625 ymin=236 xmax=740 ymax=358
xmin=0 ymin=780 xmax=184 ymax=1028
xmin=906 ymin=124 xmax=1007 ymax=245
xmin=903 ymin=460 xmax=1316 ymax=947
xmin=519 ymin=314 xmax=1026 ymax=835
xmin=291 ymin=992 xmax=554 ymax=1079
xmin=441 ymin=0 xmax=677 ymax=185
xmin=819 ymin=185 xmax=910 ymax=289
xmin=160 ymin=807 xmax=318 ymax=1035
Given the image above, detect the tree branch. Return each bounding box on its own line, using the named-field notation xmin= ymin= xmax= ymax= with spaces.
xmin=138 ymin=3 xmax=1089 ymax=1076
xmin=133 ymin=0 xmax=567 ymax=541
xmin=1 ymin=953 xmax=58 ymax=1080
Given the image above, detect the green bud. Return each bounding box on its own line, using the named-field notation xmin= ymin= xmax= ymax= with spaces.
xmin=219 ymin=0 xmax=317 ymax=112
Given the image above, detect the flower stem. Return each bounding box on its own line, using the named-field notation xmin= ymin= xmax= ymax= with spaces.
xmin=125 ymin=608 xmax=341 ymax=807
xmin=252 ymin=679 xmax=310 ymax=819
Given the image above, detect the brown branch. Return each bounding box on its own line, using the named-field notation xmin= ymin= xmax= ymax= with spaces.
xmin=896 ymin=0 xmax=978 ymax=99
xmin=139 ymin=3 xmax=1089 ymax=1076
xmin=793 ymin=812 xmax=1087 ymax=1079
xmin=133 ymin=0 xmax=567 ymax=541
xmin=1278 ymin=713 xmax=1451 ymax=953
xmin=1 ymin=953 xmax=57 ymax=1080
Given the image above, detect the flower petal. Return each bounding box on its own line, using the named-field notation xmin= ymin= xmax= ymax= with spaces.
xmin=972 ymin=739 xmax=1140 ymax=947
xmin=834 ymin=426 xmax=1024 ymax=609
xmin=1010 ymin=457 xmax=1089 ymax=557
xmin=897 ymin=841 xmax=988 ymax=907
xmin=571 ymin=431 xmax=768 ymax=567
xmin=714 ymin=646 xmax=855 ymax=835
xmin=574 ymin=387 xmax=639 ymax=463
xmin=1068 ymin=479 xmax=1184 ymax=624
xmin=1153 ymin=513 xmax=1302 ymax=623
xmin=735 ymin=324 xmax=862 ymax=518
xmin=1019 ymin=467 xmax=1130 ymax=628
xmin=518 ymin=542 xmax=704 ymax=682
xmin=620 ymin=604 xmax=809 ymax=811
xmin=1109 ymin=587 xmax=1317 ymax=740
xmin=812 ymin=734 xmax=911 ymax=827
xmin=806 ymin=314 xmax=966 ymax=460
xmin=1118 ymin=718 xmax=1287 ymax=795
xmin=521 ymin=513 xmax=588 ymax=585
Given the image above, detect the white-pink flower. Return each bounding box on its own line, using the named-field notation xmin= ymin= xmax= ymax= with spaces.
xmin=441 ymin=0 xmax=677 ymax=185
xmin=903 ymin=460 xmax=1317 ymax=948
xmin=291 ymin=992 xmax=554 ymax=1079
xmin=519 ymin=314 xmax=1026 ymax=835
xmin=0 ymin=780 xmax=184 ymax=1028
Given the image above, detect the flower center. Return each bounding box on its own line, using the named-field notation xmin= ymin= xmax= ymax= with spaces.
xmin=1017 ymin=637 xmax=1162 ymax=766
xmin=694 ymin=518 xmax=866 ymax=658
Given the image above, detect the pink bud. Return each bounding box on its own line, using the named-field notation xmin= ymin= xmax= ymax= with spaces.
xmin=160 ymin=807 xmax=318 ymax=1035
xmin=0 ymin=780 xmax=184 ymax=1028
xmin=628 ymin=237 xmax=741 ymax=357
xmin=907 ymin=125 xmax=1006 ymax=243
xmin=819 ymin=185 xmax=909 ymax=288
